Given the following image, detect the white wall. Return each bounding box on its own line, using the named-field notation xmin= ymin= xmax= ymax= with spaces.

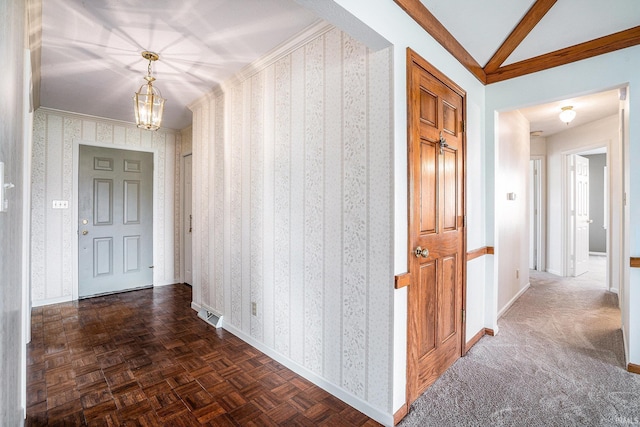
xmin=485 ymin=45 xmax=640 ymax=367
xmin=496 ymin=111 xmax=530 ymax=315
xmin=0 ymin=0 xmax=27 ymax=423
xmin=301 ymin=0 xmax=490 ymax=413
xmin=190 ymin=25 xmax=394 ymax=423
xmin=31 ymin=109 xmax=180 ymax=306
xmin=530 ymin=136 xmax=547 ymax=156
xmin=545 ymin=115 xmax=619 ymax=279
xmin=177 ymin=126 xmax=192 ymax=283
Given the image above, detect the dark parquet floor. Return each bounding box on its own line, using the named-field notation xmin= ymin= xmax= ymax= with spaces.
xmin=26 ymin=284 xmax=380 ymax=426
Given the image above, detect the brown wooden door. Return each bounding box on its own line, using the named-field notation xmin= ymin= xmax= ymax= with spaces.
xmin=406 ymin=50 xmax=465 ymax=404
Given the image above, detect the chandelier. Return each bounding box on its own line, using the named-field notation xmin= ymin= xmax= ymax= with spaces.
xmin=133 ymin=51 xmax=166 ymax=131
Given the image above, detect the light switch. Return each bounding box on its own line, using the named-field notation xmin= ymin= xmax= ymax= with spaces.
xmin=0 ymin=162 xmax=14 ymax=213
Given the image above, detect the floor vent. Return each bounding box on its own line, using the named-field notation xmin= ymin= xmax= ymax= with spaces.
xmin=197 ymin=308 xmax=223 ymax=328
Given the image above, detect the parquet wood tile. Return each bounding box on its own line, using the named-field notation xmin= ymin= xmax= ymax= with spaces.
xmin=26 ymin=284 xmax=381 ymax=426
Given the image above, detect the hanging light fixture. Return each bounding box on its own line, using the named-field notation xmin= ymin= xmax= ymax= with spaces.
xmin=559 ymin=105 xmax=576 ymax=125
xmin=133 ymin=51 xmax=166 ymax=131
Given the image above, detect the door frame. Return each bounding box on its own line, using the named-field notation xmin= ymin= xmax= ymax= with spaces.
xmin=529 ymin=156 xmax=545 ymax=271
xmin=180 ymin=152 xmax=192 ymax=284
xmin=405 ymin=48 xmax=467 ymax=403
xmin=561 ymin=145 xmax=610 ymax=281
xmin=72 ymin=140 xmax=158 ymax=300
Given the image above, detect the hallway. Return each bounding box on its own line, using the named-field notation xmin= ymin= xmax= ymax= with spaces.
xmin=400 ymin=260 xmax=640 ymax=426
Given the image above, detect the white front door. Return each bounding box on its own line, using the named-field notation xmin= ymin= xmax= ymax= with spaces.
xmin=78 ymin=145 xmax=154 ymax=297
xmin=574 ymin=154 xmax=590 ymax=276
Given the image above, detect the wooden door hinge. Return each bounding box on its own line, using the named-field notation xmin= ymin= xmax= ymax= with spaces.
xmin=461 ymin=120 xmax=466 ymax=133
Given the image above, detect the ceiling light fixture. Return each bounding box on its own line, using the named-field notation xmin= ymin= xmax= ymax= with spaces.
xmin=133 ymin=51 xmax=166 ymax=131
xmin=559 ymin=106 xmax=576 ymax=125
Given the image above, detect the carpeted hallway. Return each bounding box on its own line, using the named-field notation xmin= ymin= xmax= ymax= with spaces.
xmin=399 ymin=256 xmax=640 ymax=426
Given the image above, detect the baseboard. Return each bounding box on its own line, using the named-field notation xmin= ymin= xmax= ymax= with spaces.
xmin=393 ymin=403 xmax=408 ymax=425
xmin=546 ymin=269 xmax=563 ymax=276
xmin=484 ymin=328 xmax=495 ymax=336
xmin=31 ymin=295 xmax=73 ymax=307
xmin=622 ymin=324 xmax=629 ymax=365
xmin=221 ymin=323 xmax=394 ymax=427
xmin=464 ymin=328 xmax=486 ymax=353
xmin=628 ymin=363 xmax=640 ymax=374
xmin=153 ymin=281 xmax=178 ymax=287
xmin=497 ymin=282 xmax=530 ymax=319
xmin=609 ymin=287 xmax=619 ymax=294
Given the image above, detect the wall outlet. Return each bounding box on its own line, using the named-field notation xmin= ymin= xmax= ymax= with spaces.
xmin=52 ymin=200 xmax=69 ymax=209
xmin=251 ymin=302 xmax=257 ymax=316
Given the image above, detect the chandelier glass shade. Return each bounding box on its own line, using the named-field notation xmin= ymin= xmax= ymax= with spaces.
xmin=133 ymin=51 xmax=166 ymax=131
xmin=559 ymin=105 xmax=576 ymax=124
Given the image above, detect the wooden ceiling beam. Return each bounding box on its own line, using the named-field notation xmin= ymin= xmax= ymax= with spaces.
xmin=483 ymin=0 xmax=556 ymax=74
xmin=394 ymin=0 xmax=487 ymax=84
xmin=486 ymin=26 xmax=640 ymax=84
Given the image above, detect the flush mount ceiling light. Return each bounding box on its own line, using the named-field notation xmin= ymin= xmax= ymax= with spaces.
xmin=559 ymin=105 xmax=576 ymax=125
xmin=133 ymin=51 xmax=166 ymax=131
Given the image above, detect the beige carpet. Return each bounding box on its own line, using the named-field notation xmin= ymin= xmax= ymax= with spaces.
xmin=400 ymin=257 xmax=640 ymax=426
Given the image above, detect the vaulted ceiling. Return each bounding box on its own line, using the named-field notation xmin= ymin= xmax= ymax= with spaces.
xmin=37 ymin=0 xmax=640 ymax=131
xmin=396 ymin=0 xmax=640 ymax=84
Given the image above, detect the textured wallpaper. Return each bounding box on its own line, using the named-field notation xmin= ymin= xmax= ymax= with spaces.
xmin=190 ymin=27 xmax=393 ymax=412
xmin=31 ymin=109 xmax=179 ymax=304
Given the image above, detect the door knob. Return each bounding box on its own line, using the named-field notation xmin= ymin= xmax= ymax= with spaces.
xmin=414 ymin=246 xmax=429 ymax=258
xmin=82 ymin=230 xmax=88 ymax=235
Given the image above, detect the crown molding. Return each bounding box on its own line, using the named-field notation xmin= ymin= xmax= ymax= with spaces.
xmin=189 ymin=20 xmax=333 ymax=110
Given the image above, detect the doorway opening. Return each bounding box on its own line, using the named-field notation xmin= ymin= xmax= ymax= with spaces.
xmin=520 ymin=88 xmax=625 ymax=295
xmin=564 ymin=148 xmax=608 ymax=285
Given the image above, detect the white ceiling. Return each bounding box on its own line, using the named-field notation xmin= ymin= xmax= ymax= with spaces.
xmin=419 ymin=0 xmax=640 ymax=67
xmin=505 ymin=0 xmax=640 ymax=65
xmin=517 ymin=89 xmax=621 ymax=137
xmin=39 ymin=1 xmax=639 ymax=132
xmin=39 ymin=0 xmax=319 ymax=130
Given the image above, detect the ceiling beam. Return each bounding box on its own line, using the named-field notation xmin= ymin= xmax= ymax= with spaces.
xmin=483 ymin=0 xmax=556 ymax=74
xmin=486 ymin=26 xmax=640 ymax=84
xmin=393 ymin=0 xmax=486 ymax=84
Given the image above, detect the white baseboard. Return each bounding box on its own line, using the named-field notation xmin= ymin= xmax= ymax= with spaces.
xmin=220 ymin=322 xmax=394 ymax=427
xmin=153 ymin=280 xmax=177 ymax=287
xmin=622 ymin=323 xmax=629 ymax=366
xmin=31 ymin=295 xmax=72 ymax=307
xmin=609 ymin=287 xmax=619 ymax=294
xmin=498 ymin=282 xmax=531 ymax=319
xmin=546 ymin=269 xmax=563 ymax=276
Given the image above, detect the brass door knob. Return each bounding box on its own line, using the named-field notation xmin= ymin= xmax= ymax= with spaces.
xmin=414 ymin=246 xmax=429 ymax=258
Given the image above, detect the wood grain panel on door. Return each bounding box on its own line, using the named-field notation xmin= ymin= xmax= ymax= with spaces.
xmin=406 ymin=48 xmax=466 ymax=404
